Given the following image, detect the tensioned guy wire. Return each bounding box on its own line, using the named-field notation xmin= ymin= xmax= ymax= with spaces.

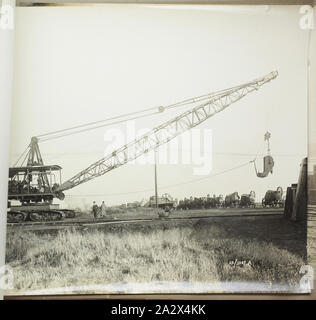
xmin=35 ymin=80 xmax=253 ymax=142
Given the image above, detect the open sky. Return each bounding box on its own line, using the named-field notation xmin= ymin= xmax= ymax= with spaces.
xmin=10 ymin=5 xmax=309 ymax=208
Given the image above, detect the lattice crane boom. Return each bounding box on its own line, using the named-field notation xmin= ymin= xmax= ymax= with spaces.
xmin=55 ymin=71 xmax=278 ymax=194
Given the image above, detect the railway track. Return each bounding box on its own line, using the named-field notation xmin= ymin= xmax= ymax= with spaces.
xmin=308 ymin=204 xmax=316 ymax=219
xmin=7 ymin=210 xmax=284 ymax=231
xmin=7 ymin=217 xmax=152 ymax=228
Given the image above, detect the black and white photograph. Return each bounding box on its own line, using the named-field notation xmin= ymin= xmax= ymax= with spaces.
xmin=1 ymin=2 xmax=315 ymax=297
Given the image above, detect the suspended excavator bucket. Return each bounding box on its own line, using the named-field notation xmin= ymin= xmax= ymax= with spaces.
xmin=255 ymin=155 xmax=274 ymax=178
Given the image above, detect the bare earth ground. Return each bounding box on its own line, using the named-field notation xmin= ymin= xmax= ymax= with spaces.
xmin=5 ymin=209 xmax=307 ymax=294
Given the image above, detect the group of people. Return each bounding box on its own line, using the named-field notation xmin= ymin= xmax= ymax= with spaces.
xmin=92 ymin=201 xmax=107 ymax=219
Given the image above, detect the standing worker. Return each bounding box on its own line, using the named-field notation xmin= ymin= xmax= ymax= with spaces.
xmin=92 ymin=201 xmax=98 ymax=219
xmin=101 ymin=201 xmax=106 ymax=217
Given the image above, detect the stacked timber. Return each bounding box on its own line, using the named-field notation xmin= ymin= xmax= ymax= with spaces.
xmin=284 ymin=184 xmax=297 ymax=219
xmin=307 ymin=165 xmax=316 ymax=270
xmin=283 ymin=158 xmax=307 ymax=221
xmin=307 ymin=204 xmax=316 ymax=271
xmin=308 ymin=164 xmax=316 ymax=205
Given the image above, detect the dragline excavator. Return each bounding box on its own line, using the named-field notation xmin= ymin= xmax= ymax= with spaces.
xmin=7 ymin=71 xmax=278 ymax=222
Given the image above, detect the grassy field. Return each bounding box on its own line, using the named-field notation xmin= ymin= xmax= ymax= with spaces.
xmin=5 ymin=214 xmax=306 ymax=294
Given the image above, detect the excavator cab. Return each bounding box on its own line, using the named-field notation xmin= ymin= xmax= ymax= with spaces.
xmin=9 ymin=136 xmax=66 ymax=204
xmin=8 ymin=165 xmax=62 ymax=204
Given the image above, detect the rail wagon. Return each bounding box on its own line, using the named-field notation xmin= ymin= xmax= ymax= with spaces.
xmin=239 ymin=191 xmax=256 ymax=208
xmin=262 ymin=187 xmax=284 ymax=207
xmin=224 ymin=192 xmax=240 ymax=208
xmin=205 ymin=194 xmax=224 ymax=208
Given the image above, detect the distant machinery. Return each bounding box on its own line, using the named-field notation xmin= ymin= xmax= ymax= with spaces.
xmin=148 ymin=193 xmax=176 ymax=212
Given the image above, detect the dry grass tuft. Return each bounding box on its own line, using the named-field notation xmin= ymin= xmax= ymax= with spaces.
xmin=6 ymin=224 xmax=304 ymax=292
